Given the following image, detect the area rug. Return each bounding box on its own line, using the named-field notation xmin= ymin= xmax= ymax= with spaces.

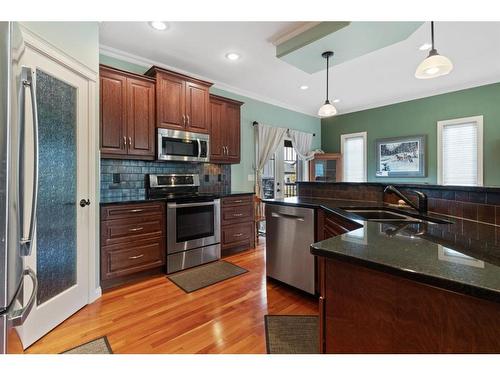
xmin=264 ymin=315 xmax=319 ymax=354
xmin=167 ymin=260 xmax=248 ymax=293
xmin=61 ymin=336 xmax=113 ymax=354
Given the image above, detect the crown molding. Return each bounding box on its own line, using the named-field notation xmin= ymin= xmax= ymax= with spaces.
xmin=99 ymin=44 xmax=318 ymax=118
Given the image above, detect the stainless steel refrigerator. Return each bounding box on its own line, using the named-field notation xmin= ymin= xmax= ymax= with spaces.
xmin=0 ymin=22 xmax=38 ymax=354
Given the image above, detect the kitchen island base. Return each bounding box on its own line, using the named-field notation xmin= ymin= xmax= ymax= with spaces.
xmin=318 ymin=257 xmax=500 ymax=353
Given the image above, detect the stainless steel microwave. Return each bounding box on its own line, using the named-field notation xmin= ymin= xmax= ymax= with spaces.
xmin=157 ymin=128 xmax=210 ymax=162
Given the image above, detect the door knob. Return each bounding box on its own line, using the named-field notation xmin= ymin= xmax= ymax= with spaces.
xmin=79 ymin=199 xmax=91 ymax=207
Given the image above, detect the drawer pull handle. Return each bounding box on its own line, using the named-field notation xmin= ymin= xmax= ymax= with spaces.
xmin=129 ymin=209 xmax=144 ymax=213
xmin=232 ymin=213 xmax=244 ymax=217
xmin=129 ymin=227 xmax=143 ymax=232
xmin=233 ymin=200 xmax=243 ymax=203
xmin=233 ymin=233 xmax=243 ymax=237
xmin=128 ymin=254 xmax=144 ymax=260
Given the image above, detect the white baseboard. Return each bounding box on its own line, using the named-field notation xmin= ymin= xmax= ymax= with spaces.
xmin=89 ymin=287 xmax=102 ymax=303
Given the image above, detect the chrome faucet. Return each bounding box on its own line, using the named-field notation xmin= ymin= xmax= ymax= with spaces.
xmin=383 ymin=185 xmax=428 ymax=214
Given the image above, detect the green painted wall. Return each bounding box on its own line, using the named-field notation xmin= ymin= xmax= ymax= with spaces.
xmin=99 ymin=54 xmax=321 ymax=192
xmin=321 ymin=82 xmax=500 ymax=186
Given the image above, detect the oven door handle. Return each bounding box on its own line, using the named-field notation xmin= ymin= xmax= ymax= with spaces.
xmin=168 ymin=201 xmax=215 ymax=208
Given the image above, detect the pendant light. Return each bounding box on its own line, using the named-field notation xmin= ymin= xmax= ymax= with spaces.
xmin=415 ymin=22 xmax=453 ymax=79
xmin=318 ymin=51 xmax=337 ymax=117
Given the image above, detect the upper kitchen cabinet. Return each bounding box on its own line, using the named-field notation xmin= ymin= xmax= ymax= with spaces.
xmin=100 ymin=65 xmax=155 ymax=160
xmin=209 ymin=95 xmax=244 ymax=164
xmin=146 ymin=66 xmax=213 ymax=134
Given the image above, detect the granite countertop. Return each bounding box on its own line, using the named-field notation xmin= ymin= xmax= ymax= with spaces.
xmin=264 ymin=197 xmax=500 ymax=303
xmin=100 ymin=191 xmax=254 ymax=205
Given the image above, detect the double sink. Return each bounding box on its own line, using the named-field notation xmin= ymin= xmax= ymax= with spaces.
xmin=344 ymin=207 xmax=452 ymax=225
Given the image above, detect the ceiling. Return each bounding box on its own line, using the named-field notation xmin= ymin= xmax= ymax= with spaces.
xmin=277 ymin=22 xmax=423 ymax=73
xmin=99 ymin=21 xmax=500 ymax=117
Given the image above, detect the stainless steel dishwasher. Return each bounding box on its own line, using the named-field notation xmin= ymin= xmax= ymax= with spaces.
xmin=265 ymin=203 xmax=315 ymax=294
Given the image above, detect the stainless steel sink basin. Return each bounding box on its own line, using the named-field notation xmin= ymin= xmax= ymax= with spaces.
xmin=344 ymin=208 xmax=452 ymax=225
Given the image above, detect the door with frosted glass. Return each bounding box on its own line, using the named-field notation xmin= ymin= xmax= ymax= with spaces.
xmin=17 ymin=43 xmax=91 ymax=349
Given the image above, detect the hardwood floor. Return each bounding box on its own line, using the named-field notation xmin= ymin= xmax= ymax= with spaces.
xmin=26 ymin=240 xmax=318 ymax=354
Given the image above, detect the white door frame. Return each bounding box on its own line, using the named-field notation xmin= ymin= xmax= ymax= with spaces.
xmin=19 ymin=26 xmax=100 ymax=304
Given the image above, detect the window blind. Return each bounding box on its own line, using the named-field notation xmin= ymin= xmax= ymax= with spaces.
xmin=343 ymin=135 xmax=366 ymax=182
xmin=441 ymin=122 xmax=479 ymax=186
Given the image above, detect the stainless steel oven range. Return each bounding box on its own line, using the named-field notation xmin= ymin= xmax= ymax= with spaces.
xmin=147 ymin=174 xmax=220 ymax=273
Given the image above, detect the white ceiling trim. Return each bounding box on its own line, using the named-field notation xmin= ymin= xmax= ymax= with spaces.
xmin=99 ymin=44 xmax=318 ymax=118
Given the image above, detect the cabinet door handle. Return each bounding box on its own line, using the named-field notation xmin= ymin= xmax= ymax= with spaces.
xmin=226 ymin=145 xmax=229 ymax=155
xmin=186 ymin=114 xmax=190 ymax=125
xmin=128 ymin=137 xmax=132 ymax=146
xmin=233 ymin=233 xmax=243 ymax=237
xmin=128 ymin=254 xmax=144 ymax=260
xmin=182 ymin=114 xmax=186 ymax=126
xmin=123 ymin=136 xmax=127 ymax=149
xmin=129 ymin=227 xmax=143 ymax=232
xmin=232 ymin=213 xmax=244 ymax=217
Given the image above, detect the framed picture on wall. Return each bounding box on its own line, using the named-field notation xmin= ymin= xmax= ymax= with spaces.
xmin=375 ymin=135 xmax=426 ymax=177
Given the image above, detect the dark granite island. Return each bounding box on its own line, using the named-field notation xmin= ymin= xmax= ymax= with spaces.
xmin=265 ymin=185 xmax=500 ymax=353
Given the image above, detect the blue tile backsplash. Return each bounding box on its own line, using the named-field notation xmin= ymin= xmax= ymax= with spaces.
xmin=100 ymin=159 xmax=231 ymax=200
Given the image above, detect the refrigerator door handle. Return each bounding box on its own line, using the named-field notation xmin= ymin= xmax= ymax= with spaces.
xmin=7 ymin=268 xmax=38 ymax=326
xmin=19 ymin=66 xmax=39 ymax=257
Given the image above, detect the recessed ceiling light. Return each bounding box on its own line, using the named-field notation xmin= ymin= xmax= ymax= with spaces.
xmin=225 ymin=52 xmax=240 ymax=61
xmin=332 ymin=99 xmax=340 ymax=103
xmin=149 ymin=21 xmax=168 ymax=31
xmin=419 ymin=42 xmax=432 ymax=51
xmin=299 ymin=85 xmax=309 ymax=90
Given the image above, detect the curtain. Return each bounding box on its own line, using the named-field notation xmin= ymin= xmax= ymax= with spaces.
xmin=288 ymin=129 xmax=321 ymax=161
xmin=255 ymin=123 xmax=287 ymax=197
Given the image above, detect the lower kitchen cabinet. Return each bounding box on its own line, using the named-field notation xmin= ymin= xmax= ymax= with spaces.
xmin=221 ymin=195 xmax=255 ymax=256
xmin=100 ymin=202 xmax=166 ymax=289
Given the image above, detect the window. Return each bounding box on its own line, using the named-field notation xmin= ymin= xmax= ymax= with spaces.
xmin=341 ymin=132 xmax=367 ymax=182
xmin=437 ymin=116 xmax=483 ymax=186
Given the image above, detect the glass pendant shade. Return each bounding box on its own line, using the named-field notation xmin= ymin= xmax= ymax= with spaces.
xmin=415 ymin=50 xmax=453 ymax=79
xmin=318 ymin=100 xmax=337 ymax=117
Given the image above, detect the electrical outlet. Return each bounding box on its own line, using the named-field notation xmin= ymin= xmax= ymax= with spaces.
xmin=247 ymin=174 xmax=255 ymax=181
xmin=112 ymin=173 xmax=121 ymax=184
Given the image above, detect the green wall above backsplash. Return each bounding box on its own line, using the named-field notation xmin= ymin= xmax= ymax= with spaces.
xmin=321 ymin=82 xmax=500 ymax=186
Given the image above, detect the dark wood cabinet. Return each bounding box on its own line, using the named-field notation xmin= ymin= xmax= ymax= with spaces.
xmin=221 ymin=195 xmax=255 ymax=256
xmin=100 ymin=65 xmax=155 ymax=160
xmin=100 ymin=68 xmax=127 ymax=156
xmin=100 ymin=202 xmax=166 ymax=289
xmin=146 ymin=66 xmax=212 ymax=134
xmin=319 ymin=257 xmax=500 ymax=353
xmin=155 ymin=72 xmax=185 ymax=130
xmin=209 ymin=95 xmax=243 ymax=164
xmin=126 ymin=77 xmax=155 ymax=157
